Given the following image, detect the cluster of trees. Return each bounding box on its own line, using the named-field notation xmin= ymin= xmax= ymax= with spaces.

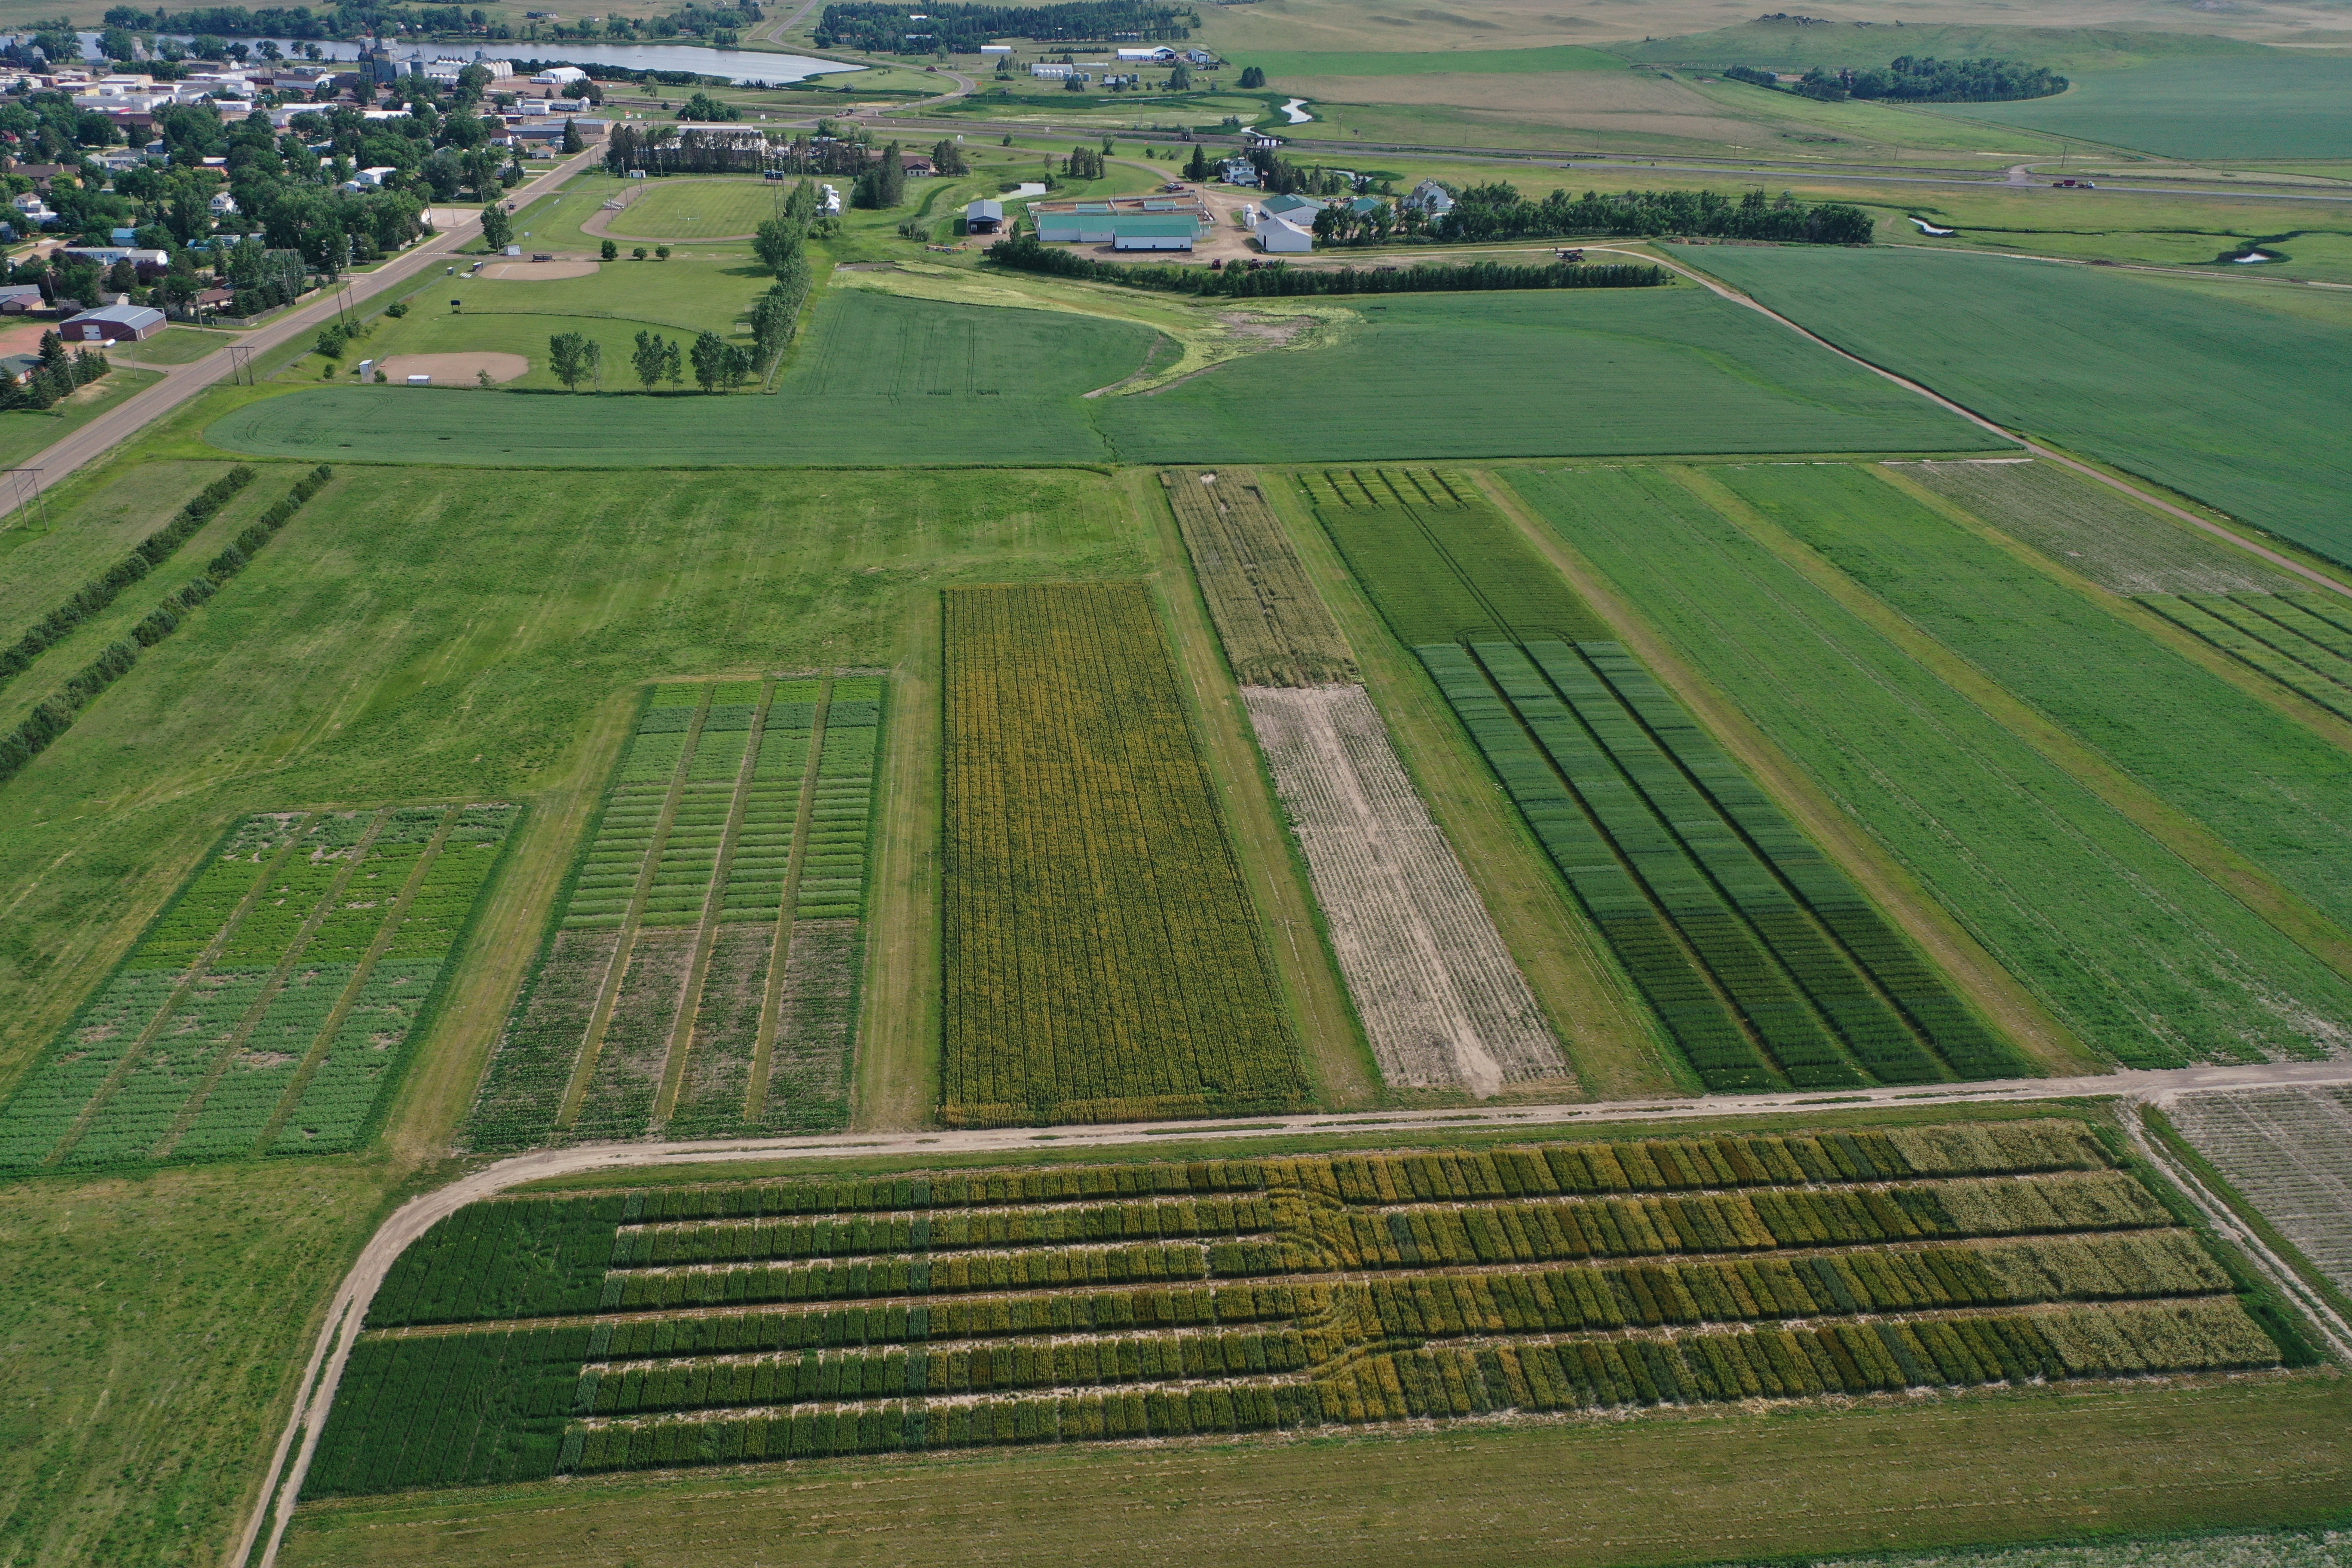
xmin=850 ymin=143 xmax=906 ymax=208
xmin=1429 ymin=184 xmax=1874 ymax=246
xmin=102 ymin=2 xmax=516 ymax=39
xmin=1727 ymin=54 xmax=2067 ymax=103
xmin=815 ymin=0 xmax=1194 ymax=54
xmin=676 ymin=92 xmax=741 ymax=122
xmin=986 ymin=234 xmax=1671 ymax=295
xmin=1237 ymin=65 xmax=1265 ymax=88
xmin=0 ymin=331 xmax=110 ymax=413
xmin=1232 ymin=147 xmax=1355 ymax=198
xmin=1061 ymin=145 xmax=1107 ymax=180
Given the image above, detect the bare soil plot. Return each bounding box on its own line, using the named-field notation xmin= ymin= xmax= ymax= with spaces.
xmin=374 ymin=352 xmax=529 ymax=385
xmin=1245 ymin=684 xmax=1566 ymax=1095
xmin=2164 ymin=1085 xmax=2352 ymax=1295
xmin=476 ymin=260 xmax=600 ymax=281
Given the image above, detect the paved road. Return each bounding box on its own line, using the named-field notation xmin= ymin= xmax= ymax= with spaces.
xmin=233 ymin=1054 xmax=2352 ymax=1568
xmin=6 ymin=142 xmax=609 ymax=507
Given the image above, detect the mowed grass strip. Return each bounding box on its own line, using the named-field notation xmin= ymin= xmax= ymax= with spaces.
xmin=1678 ymin=245 xmax=2352 ymax=568
xmin=940 ymin=583 xmax=1310 ymax=1125
xmin=604 ymin=178 xmax=787 ymax=241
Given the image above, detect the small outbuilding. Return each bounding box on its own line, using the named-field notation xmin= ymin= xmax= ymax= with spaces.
xmin=0 ymin=283 xmax=45 ymax=313
xmin=966 ymin=197 xmax=1004 ymax=233
xmin=59 ymin=300 xmax=165 ymax=342
xmin=1254 ymin=213 xmax=1313 ymax=253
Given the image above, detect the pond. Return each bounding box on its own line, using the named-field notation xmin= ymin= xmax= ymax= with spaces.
xmin=49 ymin=33 xmax=865 ymax=86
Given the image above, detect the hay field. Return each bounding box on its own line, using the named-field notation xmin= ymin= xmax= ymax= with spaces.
xmin=1680 ymin=245 xmax=2352 ymax=567
xmin=1933 ymin=52 xmax=2352 ymax=160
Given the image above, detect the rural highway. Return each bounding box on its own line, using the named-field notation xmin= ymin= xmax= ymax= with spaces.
xmin=233 ymin=1053 xmax=2352 ymax=1568
xmin=4 ymin=141 xmax=608 ymax=507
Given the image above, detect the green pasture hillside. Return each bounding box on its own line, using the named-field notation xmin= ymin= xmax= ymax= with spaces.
xmin=1246 ymin=46 xmax=1628 ymax=80
xmin=206 ymin=286 xmax=1993 ymax=468
xmin=1930 ymin=52 xmax=2352 ymax=160
xmin=1619 ymin=22 xmax=2265 ymax=72
xmin=1677 ymin=245 xmax=2352 ymax=568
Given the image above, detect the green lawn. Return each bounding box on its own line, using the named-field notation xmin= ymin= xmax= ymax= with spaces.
xmin=121 ymin=326 xmax=237 ymax=366
xmin=1505 ymin=463 xmax=2352 ymax=1070
xmin=1932 ymin=52 xmax=2352 ymax=161
xmin=1677 ymin=244 xmax=2352 ymax=567
xmin=0 ymin=459 xmax=245 ymax=641
xmin=1247 ymin=45 xmax=1628 ymax=80
xmin=208 ymin=285 xmax=1994 ymax=467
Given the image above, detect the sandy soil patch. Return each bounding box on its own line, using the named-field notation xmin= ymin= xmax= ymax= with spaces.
xmin=477 ymin=260 xmax=600 ymax=280
xmin=373 ymin=352 xmax=530 ymax=384
xmin=0 ymin=320 xmax=55 ymax=356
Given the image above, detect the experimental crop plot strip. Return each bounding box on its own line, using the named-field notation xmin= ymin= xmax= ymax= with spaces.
xmin=467 ymin=676 xmax=886 ymax=1153
xmin=2139 ymin=594 xmax=2352 ymax=725
xmin=940 ymin=585 xmax=1310 ymax=1128
xmin=1302 ymin=469 xmax=2014 ymax=1094
xmin=2165 ymin=1086 xmax=2352 ymax=1295
xmin=310 ymin=1120 xmax=2301 ymax=1497
xmin=0 ymin=805 xmax=514 ymax=1172
xmin=1244 ymin=686 xmax=1566 ymax=1095
xmin=1162 ymin=469 xmax=1357 ymax=688
xmin=1510 ymin=466 xmax=2352 ymax=1069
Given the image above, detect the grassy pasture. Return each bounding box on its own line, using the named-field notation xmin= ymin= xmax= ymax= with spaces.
xmin=1094 ymin=289 xmax=1990 ymax=463
xmin=205 ymin=285 xmax=1992 ymax=468
xmin=120 ymin=326 xmax=238 ymax=366
xmin=1247 ymin=45 xmax=1627 ymax=79
xmin=1677 ymin=245 xmax=2352 ymax=568
xmin=0 ymin=367 xmax=162 ymax=471
xmin=1932 ymin=53 xmax=2352 ymax=161
xmin=1620 ymin=22 xmax=2272 ymax=72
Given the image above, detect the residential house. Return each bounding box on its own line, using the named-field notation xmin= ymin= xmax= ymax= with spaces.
xmin=1400 ymin=178 xmax=1454 ymax=217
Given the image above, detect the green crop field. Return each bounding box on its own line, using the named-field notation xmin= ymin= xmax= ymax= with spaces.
xmin=1715 ymin=462 xmax=2352 ymax=945
xmin=940 ymin=583 xmax=1309 ymax=1125
xmin=300 ymin=1118 xmax=2299 ymax=1498
xmin=208 ymin=286 xmax=1993 ymax=468
xmin=1507 ymin=464 xmax=2352 ymax=1069
xmin=464 ymin=674 xmax=884 ymax=1151
xmin=1932 ymin=52 xmax=2352 ymax=161
xmin=1678 ymin=246 xmax=2352 ymax=568
xmin=0 ymin=804 xmax=516 ymax=1172
xmin=1302 ymin=467 xmax=2023 ymax=1095
xmin=603 ymin=178 xmax=790 ymax=241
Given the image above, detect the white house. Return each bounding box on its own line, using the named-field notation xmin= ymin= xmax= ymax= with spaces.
xmin=1401 ymin=178 xmax=1454 ymax=217
xmin=209 ymin=191 xmax=240 ymax=215
xmin=819 ymin=182 xmax=843 ymax=214
xmin=352 ymin=165 xmax=400 ymax=188
xmin=1254 ymin=212 xmax=1312 ymax=253
xmin=1219 ymin=157 xmax=1259 ymax=187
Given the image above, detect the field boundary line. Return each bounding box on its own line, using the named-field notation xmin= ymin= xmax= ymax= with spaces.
xmin=255 ymin=808 xmax=458 ymax=1153
xmin=748 ymin=680 xmax=830 ymax=1124
xmin=559 ymin=688 xmax=714 ymax=1128
xmin=652 ymin=683 xmax=775 ymax=1127
xmin=1477 ymin=469 xmax=2090 ymax=1078
xmin=1673 ymin=464 xmax=2352 ymax=994
xmin=152 ymin=810 xmax=395 ymax=1159
xmin=1869 ymin=463 xmax=2352 ymax=755
xmin=1611 ymin=245 xmax=2352 ymax=605
xmin=230 ymin=1056 xmax=2352 ymax=1568
xmin=42 ymin=815 xmax=315 ymax=1167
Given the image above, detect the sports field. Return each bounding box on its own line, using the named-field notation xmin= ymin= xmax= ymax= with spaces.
xmin=1933 ymin=52 xmax=2352 ymax=160
xmin=603 ymin=178 xmax=787 ymax=241
xmin=1679 ymin=246 xmax=2352 ymax=568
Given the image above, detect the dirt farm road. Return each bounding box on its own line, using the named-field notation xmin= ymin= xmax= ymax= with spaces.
xmin=4 ymin=142 xmax=608 ymax=506
xmin=234 ymin=1054 xmax=2352 ymax=1568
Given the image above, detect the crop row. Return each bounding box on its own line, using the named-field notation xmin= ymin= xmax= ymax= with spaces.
xmin=305 ymin=1326 xmax=587 ymax=1498
xmin=1164 ymin=469 xmax=1357 ymax=687
xmin=616 ymin=1193 xmax=1274 ymax=1267
xmin=940 ymin=585 xmax=1309 ymax=1125
xmin=468 ymin=677 xmax=879 ymax=1154
xmin=554 ymin=1298 xmax=2275 ymax=1483
xmin=572 ymin=1231 xmax=2226 ymax=1422
xmin=2140 ymin=593 xmax=2352 ymax=725
xmin=0 ymin=805 xmax=514 ymax=1171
